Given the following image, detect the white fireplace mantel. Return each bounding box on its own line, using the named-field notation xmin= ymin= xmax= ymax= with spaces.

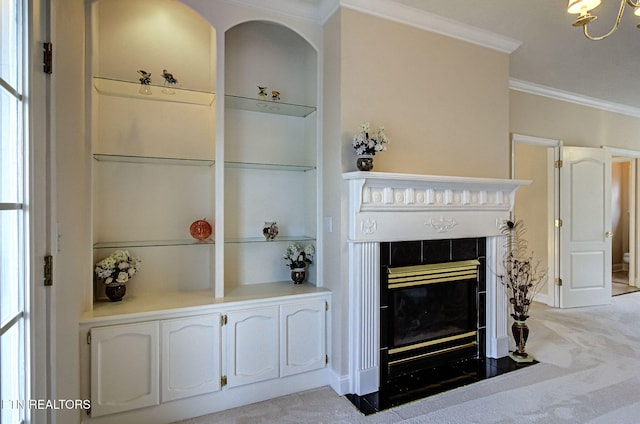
xmin=343 ymin=171 xmax=530 ymax=242
xmin=343 ymin=172 xmax=530 ymax=396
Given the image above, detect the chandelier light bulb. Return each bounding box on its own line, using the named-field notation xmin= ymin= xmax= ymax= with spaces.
xmin=567 ymin=0 xmax=601 ymax=14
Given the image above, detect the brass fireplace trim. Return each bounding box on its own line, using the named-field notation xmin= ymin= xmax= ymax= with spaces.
xmin=388 ymin=330 xmax=477 ymax=355
xmin=388 ymin=342 xmax=478 ymax=367
xmin=388 ymin=259 xmax=480 ymax=289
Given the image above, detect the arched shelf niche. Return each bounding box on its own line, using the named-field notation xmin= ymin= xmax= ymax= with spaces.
xmin=222 ymin=19 xmax=320 ymax=294
xmin=89 ymin=0 xmax=218 ymax=306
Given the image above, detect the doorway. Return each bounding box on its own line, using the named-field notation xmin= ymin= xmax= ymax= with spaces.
xmin=611 ymin=154 xmax=640 ymax=296
xmin=512 ymin=135 xmax=640 ymax=306
xmin=511 ymin=134 xmax=560 ymax=307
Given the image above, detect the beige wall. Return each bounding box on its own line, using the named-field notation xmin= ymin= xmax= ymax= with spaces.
xmin=340 ymin=8 xmax=511 ymax=178
xmin=514 ymin=143 xmax=551 ymax=295
xmin=510 ymin=90 xmax=640 ymax=148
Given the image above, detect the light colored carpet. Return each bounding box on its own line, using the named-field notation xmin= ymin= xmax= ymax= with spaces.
xmin=173 ymin=292 xmax=640 ymax=423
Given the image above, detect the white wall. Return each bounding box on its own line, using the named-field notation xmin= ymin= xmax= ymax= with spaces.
xmin=51 ymin=1 xmax=88 ymax=422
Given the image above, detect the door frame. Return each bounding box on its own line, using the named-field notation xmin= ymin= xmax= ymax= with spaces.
xmin=511 ymin=133 xmax=562 ymax=307
xmin=29 ymin=0 xmax=53 ymax=421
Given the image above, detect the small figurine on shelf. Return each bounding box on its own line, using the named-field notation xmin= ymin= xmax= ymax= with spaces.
xmin=189 ymin=219 xmax=213 ymax=241
xmin=161 ymin=69 xmax=178 ymax=85
xmin=263 ymin=221 xmax=279 ymax=240
xmin=271 ymin=90 xmax=281 ymax=101
xmin=137 ymin=69 xmax=152 ymax=85
xmin=137 ymin=69 xmax=152 ymax=95
xmin=161 ymin=69 xmax=178 ymax=94
xmin=258 ymin=86 xmax=268 ymax=99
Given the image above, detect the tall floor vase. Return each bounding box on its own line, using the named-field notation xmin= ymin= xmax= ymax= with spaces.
xmin=509 ymin=320 xmax=534 ymax=363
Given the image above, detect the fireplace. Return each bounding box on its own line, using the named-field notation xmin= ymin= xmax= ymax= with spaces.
xmin=379 ymin=238 xmax=486 ymax=407
xmin=343 ymin=171 xmax=529 ymax=403
xmin=384 ymin=259 xmax=480 ymax=373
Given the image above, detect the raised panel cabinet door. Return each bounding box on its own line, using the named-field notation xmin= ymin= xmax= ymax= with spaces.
xmin=161 ymin=314 xmax=221 ymax=402
xmin=227 ymin=306 xmax=279 ymax=387
xmin=90 ymin=321 xmax=160 ymax=417
xmin=280 ymin=299 xmax=327 ymax=377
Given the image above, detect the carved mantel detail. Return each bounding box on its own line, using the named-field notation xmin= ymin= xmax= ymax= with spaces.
xmin=344 ymin=171 xmax=530 ymax=242
xmin=427 ymin=216 xmax=458 ymax=233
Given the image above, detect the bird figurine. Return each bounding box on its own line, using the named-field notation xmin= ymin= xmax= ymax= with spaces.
xmin=137 ymin=69 xmax=151 ymax=85
xmin=271 ymin=90 xmax=280 ymax=101
xmin=161 ymin=69 xmax=178 ymax=85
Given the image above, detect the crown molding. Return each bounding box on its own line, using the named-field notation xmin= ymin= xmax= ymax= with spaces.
xmin=229 ymin=0 xmax=522 ymax=53
xmin=510 ymin=79 xmax=640 ymax=119
xmin=326 ymin=0 xmax=522 ymax=53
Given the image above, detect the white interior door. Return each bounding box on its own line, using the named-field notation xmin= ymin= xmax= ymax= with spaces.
xmin=560 ymin=146 xmax=612 ymax=308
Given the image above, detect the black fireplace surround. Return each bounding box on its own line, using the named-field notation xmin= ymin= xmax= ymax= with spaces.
xmin=347 ymin=237 xmax=535 ymax=414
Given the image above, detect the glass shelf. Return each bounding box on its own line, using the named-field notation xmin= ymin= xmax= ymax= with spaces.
xmin=93 ymin=154 xmax=215 ymax=167
xmin=225 ymin=94 xmax=316 ymax=117
xmin=93 ymin=77 xmax=216 ymax=106
xmin=93 ymin=239 xmax=214 ymax=249
xmin=224 ymin=236 xmax=315 ymax=244
xmin=224 ymin=161 xmax=315 ymax=172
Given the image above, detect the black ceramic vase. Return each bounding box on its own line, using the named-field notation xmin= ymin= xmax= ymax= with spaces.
xmin=105 ymin=284 xmax=126 ymax=302
xmin=357 ymin=154 xmax=374 ymax=171
xmin=291 ymin=268 xmax=306 ymax=284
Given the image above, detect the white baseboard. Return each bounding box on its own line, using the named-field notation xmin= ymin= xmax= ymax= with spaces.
xmin=328 ymin=368 xmax=350 ymax=395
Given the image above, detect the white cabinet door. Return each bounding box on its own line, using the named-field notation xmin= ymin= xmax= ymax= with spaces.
xmin=90 ymin=321 xmax=160 ymax=417
xmin=280 ymin=299 xmax=327 ymax=377
xmin=227 ymin=306 xmax=279 ymax=387
xmin=161 ymin=314 xmax=221 ymax=402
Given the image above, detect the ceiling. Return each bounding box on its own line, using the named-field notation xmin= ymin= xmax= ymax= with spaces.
xmin=391 ymin=0 xmax=640 ymax=115
xmin=242 ymin=0 xmax=640 ymax=116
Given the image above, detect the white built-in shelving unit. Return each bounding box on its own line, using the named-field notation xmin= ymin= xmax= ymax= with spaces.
xmin=81 ymin=3 xmax=327 ymax=422
xmin=87 ymin=1 xmax=321 ymax=316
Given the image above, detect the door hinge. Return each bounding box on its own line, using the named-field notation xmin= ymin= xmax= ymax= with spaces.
xmin=220 ymin=314 xmax=227 ymax=326
xmin=44 ymin=255 xmax=53 ymax=286
xmin=325 ymin=355 xmax=329 ymax=365
xmin=221 ymin=375 xmax=227 ymax=387
xmin=87 ymin=331 xmax=91 ymax=345
xmin=325 ymin=301 xmax=329 ymax=311
xmin=43 ymin=42 xmax=53 ymax=74
xmin=555 ymin=159 xmax=563 ymax=168
xmin=555 ymin=219 xmax=563 ymax=228
xmin=555 ymin=278 xmax=563 ymax=286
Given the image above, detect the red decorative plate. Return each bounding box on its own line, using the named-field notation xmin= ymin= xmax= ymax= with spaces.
xmin=190 ymin=219 xmax=212 ymax=240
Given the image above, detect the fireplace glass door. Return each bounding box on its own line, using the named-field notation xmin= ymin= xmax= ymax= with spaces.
xmin=386 ymin=260 xmax=479 ymax=375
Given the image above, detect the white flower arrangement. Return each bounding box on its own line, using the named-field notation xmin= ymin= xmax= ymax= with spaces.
xmin=283 ymin=243 xmax=315 ymax=269
xmin=352 ymin=122 xmax=390 ymax=156
xmin=95 ymin=250 xmax=142 ymax=285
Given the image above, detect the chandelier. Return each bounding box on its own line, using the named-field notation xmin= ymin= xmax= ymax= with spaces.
xmin=568 ymin=0 xmax=640 ymax=40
